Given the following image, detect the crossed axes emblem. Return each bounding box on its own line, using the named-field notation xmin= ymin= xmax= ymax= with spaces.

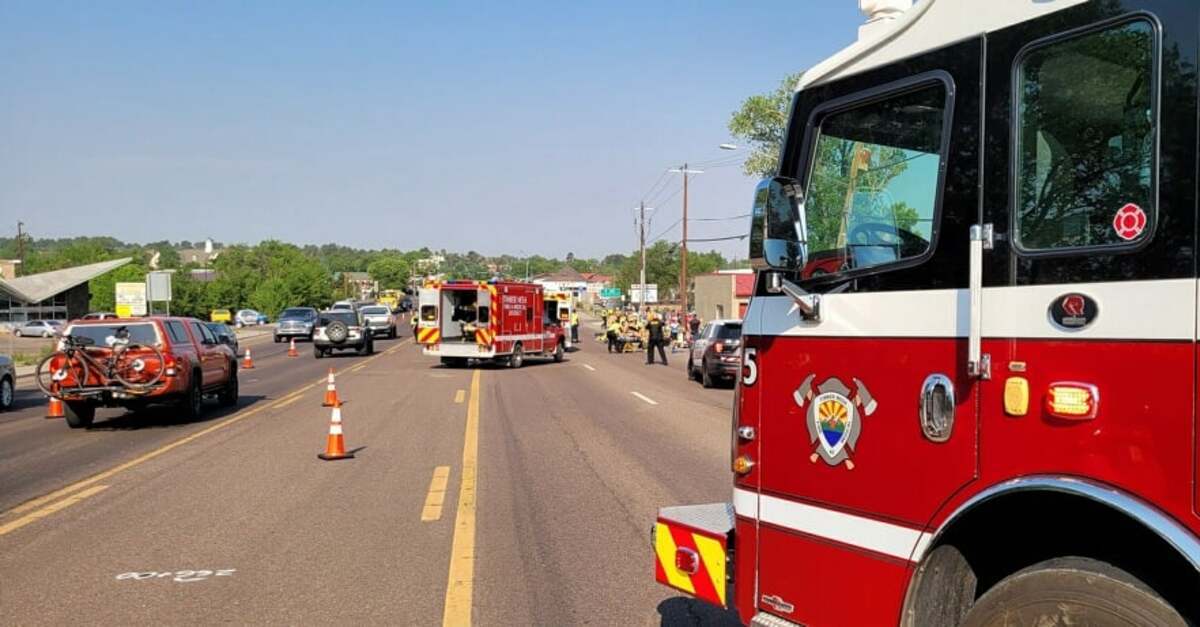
xmin=793 ymin=374 xmax=877 ymax=469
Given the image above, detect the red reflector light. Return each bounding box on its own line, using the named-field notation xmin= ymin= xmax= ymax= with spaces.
xmin=675 ymin=547 xmax=699 ymax=575
xmin=1046 ymin=382 xmax=1099 ymax=420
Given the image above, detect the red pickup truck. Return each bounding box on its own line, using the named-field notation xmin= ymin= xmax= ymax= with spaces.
xmin=53 ymin=317 xmax=239 ymax=428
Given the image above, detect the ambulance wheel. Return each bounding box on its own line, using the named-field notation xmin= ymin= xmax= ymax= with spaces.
xmin=553 ymin=341 xmax=564 ymax=363
xmin=701 ymin=359 xmax=714 ymax=388
xmin=962 ymin=557 xmax=1184 ymax=627
xmin=509 ymin=344 xmax=524 ymax=369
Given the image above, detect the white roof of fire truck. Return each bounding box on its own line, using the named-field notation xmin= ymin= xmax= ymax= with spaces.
xmin=799 ymin=0 xmax=1089 ymax=90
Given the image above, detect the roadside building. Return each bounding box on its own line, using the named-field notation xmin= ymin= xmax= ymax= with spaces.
xmin=692 ymin=269 xmax=754 ymax=321
xmin=580 ymin=272 xmax=613 ymax=306
xmin=0 ymin=258 xmax=133 ymax=322
xmin=530 ymin=266 xmax=588 ymax=300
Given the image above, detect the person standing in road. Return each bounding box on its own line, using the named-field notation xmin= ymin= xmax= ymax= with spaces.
xmin=645 ymin=313 xmax=668 ymax=365
xmin=570 ymin=310 xmax=580 ymax=344
xmin=669 ymin=315 xmax=680 ymax=353
xmin=688 ymin=313 xmax=701 ymax=345
xmin=607 ymin=317 xmax=621 ymax=353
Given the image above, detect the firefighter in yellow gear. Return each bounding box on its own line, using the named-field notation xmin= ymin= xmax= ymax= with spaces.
xmin=607 ymin=319 xmax=621 ymax=353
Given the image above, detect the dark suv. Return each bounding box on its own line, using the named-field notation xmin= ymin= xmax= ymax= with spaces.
xmin=687 ymin=319 xmax=742 ymax=388
xmin=313 ymin=310 xmax=373 ymax=358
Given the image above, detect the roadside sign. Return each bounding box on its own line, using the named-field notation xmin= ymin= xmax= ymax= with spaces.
xmin=601 ymin=287 xmax=622 ymax=299
xmin=146 ymin=271 xmax=173 ymax=302
xmin=631 ymin=283 xmax=658 ymax=304
xmin=115 ymin=282 xmax=148 ymax=318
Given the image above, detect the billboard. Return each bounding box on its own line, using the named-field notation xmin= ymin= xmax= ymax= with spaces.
xmin=146 ymin=271 xmax=173 ymax=302
xmin=115 ymin=282 xmax=148 ymax=318
xmin=630 ymin=283 xmax=658 ymax=304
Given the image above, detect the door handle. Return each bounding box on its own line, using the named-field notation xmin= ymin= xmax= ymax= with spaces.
xmin=920 ymin=374 xmax=955 ymax=443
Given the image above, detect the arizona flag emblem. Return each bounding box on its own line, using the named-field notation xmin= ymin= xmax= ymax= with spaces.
xmin=794 ymin=375 xmax=877 ymax=469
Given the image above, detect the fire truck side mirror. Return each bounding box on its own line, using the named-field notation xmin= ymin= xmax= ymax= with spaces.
xmin=749 ymin=176 xmax=805 ymax=272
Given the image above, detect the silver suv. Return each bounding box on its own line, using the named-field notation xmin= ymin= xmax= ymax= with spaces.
xmin=313 ymin=310 xmax=373 ymax=358
xmin=359 ymin=305 xmax=396 ymax=339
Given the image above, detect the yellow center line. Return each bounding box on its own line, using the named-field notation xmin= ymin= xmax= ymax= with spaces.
xmin=3 ymin=340 xmax=406 ymax=522
xmin=442 ymin=369 xmax=481 ymax=627
xmin=271 ymin=393 xmax=304 ymax=410
xmin=421 ymin=466 xmax=452 ymax=522
xmin=454 ymin=390 xmax=465 ymax=404
xmin=0 ymin=485 xmax=110 ymax=536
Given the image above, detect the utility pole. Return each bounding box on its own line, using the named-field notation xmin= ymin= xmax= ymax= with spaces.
xmin=669 ymin=164 xmax=703 ymax=313
xmin=15 ymin=221 xmax=25 ymax=272
xmin=639 ymin=202 xmax=647 ymax=308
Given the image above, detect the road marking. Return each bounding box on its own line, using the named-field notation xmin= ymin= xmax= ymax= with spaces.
xmin=631 ymin=391 xmax=659 ymax=406
xmin=582 ymin=364 xmax=596 ymax=371
xmin=270 ymin=394 xmax=303 ymax=409
xmin=116 ymin=568 xmax=236 ymax=583
xmin=442 ymin=369 xmax=480 ymax=626
xmin=454 ymin=390 xmax=465 ymax=404
xmin=421 ymin=466 xmax=452 ymax=522
xmin=2 ymin=341 xmax=405 ymax=526
xmin=0 ymin=484 xmax=109 ymax=536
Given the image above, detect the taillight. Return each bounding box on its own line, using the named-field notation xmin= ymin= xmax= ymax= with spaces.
xmin=1046 ymin=382 xmax=1098 ymax=420
xmin=164 ymin=354 xmax=178 ymax=377
xmin=714 ymin=342 xmax=724 ymax=353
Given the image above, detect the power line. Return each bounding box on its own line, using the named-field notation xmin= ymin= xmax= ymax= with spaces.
xmin=691 ymin=213 xmax=750 ymax=222
xmin=687 ymin=234 xmax=748 ymax=243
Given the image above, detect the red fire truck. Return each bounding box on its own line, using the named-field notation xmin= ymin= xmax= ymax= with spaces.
xmin=417 ymin=280 xmax=566 ymax=367
xmin=655 ymin=0 xmax=1200 ymax=624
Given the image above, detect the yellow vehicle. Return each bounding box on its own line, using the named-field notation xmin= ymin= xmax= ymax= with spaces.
xmin=377 ymin=290 xmax=402 ymax=310
xmin=210 ymin=309 xmax=232 ymax=324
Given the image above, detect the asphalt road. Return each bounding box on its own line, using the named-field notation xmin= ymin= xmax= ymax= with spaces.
xmin=0 ymin=320 xmax=738 ymax=625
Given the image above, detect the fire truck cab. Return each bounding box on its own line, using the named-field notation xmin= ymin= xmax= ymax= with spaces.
xmin=655 ymin=0 xmax=1200 ymax=625
xmin=418 ymin=280 xmax=566 ymax=368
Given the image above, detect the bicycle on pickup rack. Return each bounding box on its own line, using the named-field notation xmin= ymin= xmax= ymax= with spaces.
xmin=36 ymin=327 xmax=166 ymax=398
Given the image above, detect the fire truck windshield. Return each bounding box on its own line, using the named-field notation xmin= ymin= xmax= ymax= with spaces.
xmin=799 ymin=81 xmax=947 ymax=280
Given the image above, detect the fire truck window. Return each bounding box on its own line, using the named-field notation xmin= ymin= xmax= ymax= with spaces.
xmin=1015 ymin=19 xmax=1155 ymax=251
xmin=804 ymin=82 xmax=946 ymax=277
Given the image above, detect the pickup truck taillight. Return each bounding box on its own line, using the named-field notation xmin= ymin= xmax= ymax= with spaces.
xmin=163 ymin=354 xmax=178 ymax=377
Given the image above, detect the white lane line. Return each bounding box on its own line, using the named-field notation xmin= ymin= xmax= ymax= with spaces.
xmin=631 ymin=391 xmax=659 ymax=406
xmin=582 ymin=364 xmax=596 ymax=371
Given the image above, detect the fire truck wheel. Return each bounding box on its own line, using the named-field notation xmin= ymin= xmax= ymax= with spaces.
xmin=509 ymin=344 xmax=524 ymax=369
xmin=553 ymin=341 xmax=564 ymax=362
xmin=701 ymin=359 xmax=714 ymax=388
xmin=962 ymin=557 xmax=1184 ymax=627
xmin=64 ymin=402 xmax=95 ymax=429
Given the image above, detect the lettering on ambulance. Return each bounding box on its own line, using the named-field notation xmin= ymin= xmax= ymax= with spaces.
xmin=967 ymin=9 xmax=1200 ymax=533
xmin=748 ymin=36 xmax=983 ymax=625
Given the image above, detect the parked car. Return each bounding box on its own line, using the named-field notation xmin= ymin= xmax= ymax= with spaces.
xmin=274 ymin=307 xmax=318 ymax=343
xmin=52 ymin=317 xmax=239 ymax=428
xmin=312 ymin=310 xmax=373 ymax=358
xmin=234 ymin=309 xmax=267 ymax=328
xmin=0 ymin=354 xmax=14 ymax=411
xmin=360 ymin=305 xmax=397 ymax=338
xmin=210 ymin=309 xmax=233 ymax=324
xmin=206 ymin=322 xmax=239 ymax=354
xmin=687 ymin=319 xmax=743 ymax=388
xmin=330 ymin=301 xmax=356 ymax=312
xmin=80 ymin=312 xmax=118 ymax=321
xmin=14 ymin=319 xmax=64 ymax=338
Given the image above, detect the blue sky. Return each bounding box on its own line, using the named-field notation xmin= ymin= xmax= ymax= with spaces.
xmin=0 ymin=1 xmax=862 ymax=259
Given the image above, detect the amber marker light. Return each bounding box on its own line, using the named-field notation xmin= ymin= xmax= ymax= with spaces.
xmin=732 ymin=455 xmax=755 ymax=475
xmin=1045 ymin=382 xmax=1099 ymax=420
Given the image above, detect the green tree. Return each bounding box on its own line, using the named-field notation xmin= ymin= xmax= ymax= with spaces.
xmin=88 ymin=263 xmax=149 ymax=312
xmin=728 ymin=72 xmax=802 ymax=178
xmin=367 ymin=255 xmax=411 ymax=290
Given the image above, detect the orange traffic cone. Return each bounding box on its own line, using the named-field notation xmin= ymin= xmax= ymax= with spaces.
xmin=318 ymin=405 xmax=354 ymax=460
xmin=322 ymin=368 xmax=340 ymax=407
xmin=287 ymin=338 xmax=298 ymax=357
xmin=242 ymin=348 xmax=254 ymax=369
xmin=46 ymin=396 xmax=64 ymax=419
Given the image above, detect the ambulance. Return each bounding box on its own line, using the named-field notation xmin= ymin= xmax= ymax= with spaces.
xmin=543 ymin=290 xmax=575 ymax=350
xmin=653 ymin=0 xmax=1200 ymax=624
xmin=417 ymin=280 xmax=566 ymax=368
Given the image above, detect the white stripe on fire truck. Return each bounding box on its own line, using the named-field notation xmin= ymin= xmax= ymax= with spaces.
xmin=733 ymin=488 xmax=932 ymax=562
xmin=744 ymin=278 xmax=1194 ymax=341
xmin=494 ymin=333 xmax=544 ymax=342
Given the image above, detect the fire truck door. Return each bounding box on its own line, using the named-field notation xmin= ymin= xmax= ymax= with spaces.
xmin=978 ymin=9 xmax=1198 ymax=512
xmin=750 ymin=38 xmax=983 ymax=625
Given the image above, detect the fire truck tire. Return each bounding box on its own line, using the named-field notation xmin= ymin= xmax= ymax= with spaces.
xmin=64 ymin=402 xmax=95 ymax=429
xmin=510 ymin=344 xmax=524 ymax=369
xmin=553 ymin=341 xmax=564 ymax=362
xmin=701 ymin=359 xmax=714 ymax=388
xmin=962 ymin=557 xmax=1185 ymax=627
